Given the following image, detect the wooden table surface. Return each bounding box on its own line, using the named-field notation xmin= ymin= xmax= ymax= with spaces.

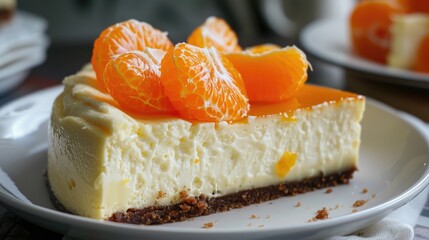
xmin=0 ymin=44 xmax=428 ymax=239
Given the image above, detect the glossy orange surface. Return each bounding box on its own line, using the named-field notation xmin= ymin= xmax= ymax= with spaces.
xmin=124 ymin=84 xmax=360 ymax=121
xmin=249 ymin=85 xmax=360 ymax=116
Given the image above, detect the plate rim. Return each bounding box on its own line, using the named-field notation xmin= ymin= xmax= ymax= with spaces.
xmin=0 ymin=86 xmax=428 ymax=237
xmin=299 ymin=18 xmax=429 ymax=89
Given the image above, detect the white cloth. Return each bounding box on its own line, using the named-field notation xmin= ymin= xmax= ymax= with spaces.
xmin=327 ymin=186 xmax=429 ymax=240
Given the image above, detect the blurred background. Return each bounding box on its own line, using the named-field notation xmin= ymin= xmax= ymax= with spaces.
xmin=10 ymin=0 xmax=353 ymax=85
xmin=0 ymin=0 xmax=428 ymax=115
xmin=0 ymin=0 xmax=427 ymax=118
xmin=17 ymin=0 xmax=280 ymax=80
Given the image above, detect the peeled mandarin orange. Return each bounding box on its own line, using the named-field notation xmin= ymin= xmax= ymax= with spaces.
xmin=226 ymin=45 xmax=310 ymax=102
xmin=413 ymin=34 xmax=429 ymax=73
xmin=246 ymin=44 xmax=281 ymax=54
xmin=92 ymin=19 xmax=173 ymax=84
xmin=187 ymin=17 xmax=242 ymax=53
xmin=103 ymin=49 xmax=175 ymax=114
xmin=349 ymin=0 xmax=405 ymax=63
xmin=160 ymin=43 xmax=249 ymax=122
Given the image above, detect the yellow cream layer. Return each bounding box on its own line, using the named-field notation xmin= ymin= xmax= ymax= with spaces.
xmin=47 ymin=65 xmax=365 ymax=220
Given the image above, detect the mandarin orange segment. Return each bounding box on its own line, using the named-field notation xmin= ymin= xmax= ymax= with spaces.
xmin=349 ymin=0 xmax=405 ymax=63
xmin=397 ymin=0 xmax=429 ymax=13
xmin=92 ymin=19 xmax=173 ymax=84
xmin=226 ymin=46 xmax=309 ymax=102
xmin=103 ymin=49 xmax=175 ymax=114
xmin=413 ymin=34 xmax=429 ymax=73
xmin=160 ymin=43 xmax=249 ymax=122
xmin=187 ymin=17 xmax=242 ymax=53
xmin=246 ymin=44 xmax=281 ymax=54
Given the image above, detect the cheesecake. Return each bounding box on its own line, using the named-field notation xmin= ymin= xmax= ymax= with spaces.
xmin=388 ymin=14 xmax=429 ymax=70
xmin=47 ymin=64 xmax=365 ymax=224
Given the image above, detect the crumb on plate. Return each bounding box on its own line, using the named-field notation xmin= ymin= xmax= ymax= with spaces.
xmin=203 ymin=222 xmax=214 ymax=229
xmin=353 ymin=200 xmax=367 ymax=207
xmin=308 ymin=207 xmax=329 ymax=222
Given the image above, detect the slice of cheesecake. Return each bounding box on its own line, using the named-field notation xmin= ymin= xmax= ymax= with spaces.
xmin=388 ymin=14 xmax=429 ymax=70
xmin=47 ymin=65 xmax=365 ymax=224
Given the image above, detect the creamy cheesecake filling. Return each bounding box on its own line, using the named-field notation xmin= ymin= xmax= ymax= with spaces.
xmin=48 ymin=65 xmax=364 ymax=220
xmin=388 ymin=14 xmax=429 ymax=70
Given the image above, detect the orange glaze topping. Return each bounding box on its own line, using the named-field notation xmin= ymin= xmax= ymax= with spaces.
xmin=120 ymin=84 xmax=361 ymax=122
xmin=249 ymin=85 xmax=361 ymax=117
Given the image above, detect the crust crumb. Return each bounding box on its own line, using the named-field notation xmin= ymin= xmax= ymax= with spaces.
xmin=249 ymin=214 xmax=257 ymax=219
xmin=353 ymin=200 xmax=367 ymax=207
xmin=352 ymin=209 xmax=358 ymax=213
xmin=315 ymin=207 xmax=329 ymax=220
xmin=294 ymin=202 xmax=302 ymax=208
xmin=361 ymin=188 xmax=368 ymax=194
xmin=179 ymin=190 xmax=188 ymax=199
xmin=308 ymin=207 xmax=329 ymax=222
xmin=325 ymin=188 xmax=333 ymax=194
xmin=372 ymin=193 xmax=376 ymax=199
xmin=203 ymin=222 xmax=214 ymax=229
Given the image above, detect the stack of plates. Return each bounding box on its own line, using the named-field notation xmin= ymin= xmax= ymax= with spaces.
xmin=0 ymin=11 xmax=48 ymax=95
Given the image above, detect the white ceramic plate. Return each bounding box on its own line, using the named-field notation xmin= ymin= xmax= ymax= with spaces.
xmin=0 ymin=86 xmax=428 ymax=240
xmin=300 ymin=18 xmax=429 ymax=89
xmin=0 ymin=49 xmax=46 ymax=95
xmin=0 ymin=11 xmax=48 ymax=55
xmin=0 ymin=11 xmax=48 ymax=95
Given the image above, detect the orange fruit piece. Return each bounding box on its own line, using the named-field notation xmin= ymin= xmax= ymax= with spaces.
xmin=92 ymin=19 xmax=173 ymax=85
xmin=413 ymin=34 xmax=429 ymax=74
xmin=103 ymin=48 xmax=175 ymax=114
xmin=246 ymin=44 xmax=281 ymax=54
xmin=187 ymin=17 xmax=242 ymax=53
xmin=160 ymin=43 xmax=249 ymax=122
xmin=349 ymin=0 xmax=405 ymax=63
xmin=226 ymin=45 xmax=310 ymax=102
xmin=397 ymin=0 xmax=429 ymax=13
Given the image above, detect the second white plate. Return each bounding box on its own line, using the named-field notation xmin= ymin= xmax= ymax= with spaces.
xmin=300 ymin=18 xmax=429 ymax=89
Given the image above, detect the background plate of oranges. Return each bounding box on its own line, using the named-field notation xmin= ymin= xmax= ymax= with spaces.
xmin=300 ymin=18 xmax=429 ymax=89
